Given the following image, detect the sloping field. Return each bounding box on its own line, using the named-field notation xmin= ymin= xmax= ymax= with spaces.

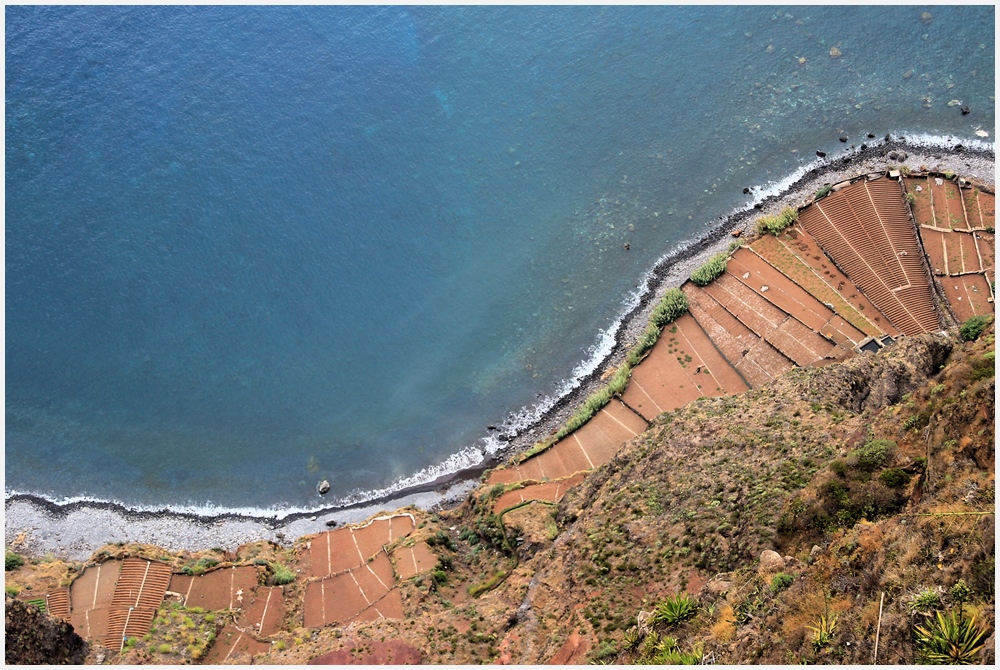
xmin=168 ymin=565 xmax=259 ymax=611
xmin=492 ymin=473 xmax=588 ymax=515
xmin=728 ymin=247 xmax=865 ymax=350
xmin=929 ymin=175 xmax=969 ymax=230
xmin=303 ymin=552 xmax=398 ymax=628
xmin=702 ymin=273 xmax=837 ymax=366
xmin=392 ymin=541 xmax=440 ymax=580
xmin=308 ymin=514 xmax=415 ymax=579
xmin=44 ymin=587 xmax=71 ymax=619
xmin=237 ymin=586 xmax=286 ymax=638
xmin=621 ymin=312 xmax=747 ymax=422
xmin=940 ymin=275 xmax=993 ymax=322
xmin=486 ymin=400 xmax=646 ymax=486
xmin=683 ymin=283 xmax=794 ymax=386
xmin=799 ymin=178 xmax=940 ymax=334
xmin=70 ymin=558 xmax=121 ymax=615
xmin=203 ymin=625 xmax=271 ymax=664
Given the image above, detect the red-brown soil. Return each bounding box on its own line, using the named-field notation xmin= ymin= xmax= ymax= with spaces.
xmin=491 ymin=473 xmax=587 ymax=515
xmin=392 ymin=541 xmax=439 ymax=580
xmin=168 ymin=565 xmax=259 ymax=611
xmin=307 ymin=638 xmax=422 ymax=664
xmin=202 ymin=625 xmax=271 ymax=664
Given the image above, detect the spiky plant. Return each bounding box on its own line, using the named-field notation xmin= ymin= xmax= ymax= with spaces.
xmin=622 ymin=626 xmax=643 ymax=651
xmin=807 ymin=613 xmax=838 ymax=651
xmin=652 ymin=594 xmax=698 ymax=626
xmin=914 ymin=610 xmax=990 ymax=664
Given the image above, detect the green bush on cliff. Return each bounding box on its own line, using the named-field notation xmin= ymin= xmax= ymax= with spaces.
xmin=5 ymin=550 xmax=24 ymax=571
xmin=271 ymin=562 xmax=295 ymax=585
xmin=959 ymin=315 xmax=992 ymax=342
xmin=690 ymin=252 xmax=730 ymax=286
xmin=650 ymin=288 xmax=689 ymax=328
xmin=755 ymin=206 xmax=799 ymax=236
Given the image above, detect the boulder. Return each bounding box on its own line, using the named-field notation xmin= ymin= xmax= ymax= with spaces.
xmin=759 ymin=549 xmax=785 ymax=574
xmin=317 ymin=480 xmax=331 ymax=495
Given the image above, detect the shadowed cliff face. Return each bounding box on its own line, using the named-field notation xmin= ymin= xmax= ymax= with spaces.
xmin=5 ymin=596 xmax=89 ymax=665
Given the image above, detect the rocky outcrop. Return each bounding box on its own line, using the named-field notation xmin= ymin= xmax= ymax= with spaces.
xmin=4 ymin=596 xmax=88 ymax=665
xmin=801 ymin=332 xmax=954 ymax=412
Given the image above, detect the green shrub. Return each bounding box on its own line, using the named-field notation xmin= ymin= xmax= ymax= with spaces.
xmin=180 ymin=557 xmax=218 ymax=576
xmin=849 ymin=438 xmax=896 ymax=471
xmin=650 ymin=288 xmax=689 ymax=328
xmin=914 ymin=610 xmax=990 ymax=664
xmin=755 ymin=206 xmax=799 ymax=236
xmin=879 ymin=468 xmax=911 ymax=488
xmin=652 ymin=594 xmax=698 ymax=626
xmin=272 ymin=563 xmax=295 ymax=585
xmin=815 ymin=184 xmax=833 ymax=200
xmin=970 ymin=352 xmax=995 ymax=381
xmin=910 ymin=588 xmax=942 ymax=614
xmin=157 ymin=643 xmax=173 ymax=654
xmin=690 ymin=252 xmax=730 ymax=286
xmin=770 ymin=573 xmax=795 ymax=593
xmin=5 ymin=550 xmax=24 ymax=571
xmin=959 ymin=315 xmax=991 ymax=341
xmin=829 ymin=460 xmax=847 ymax=477
xmin=5 ymin=585 xmax=20 ymax=597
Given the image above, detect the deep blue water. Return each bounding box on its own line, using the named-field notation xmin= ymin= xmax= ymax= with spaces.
xmin=6 ymin=6 xmax=995 ymax=512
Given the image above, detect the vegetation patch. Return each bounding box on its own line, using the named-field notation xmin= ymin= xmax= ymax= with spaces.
xmin=690 ymin=252 xmax=730 ymax=286
xmin=755 ymin=206 xmax=799 ymax=236
xmin=960 ymin=315 xmax=992 ymax=342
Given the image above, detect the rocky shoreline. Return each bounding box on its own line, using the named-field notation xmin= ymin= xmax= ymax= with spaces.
xmin=5 ymin=134 xmax=994 ymax=562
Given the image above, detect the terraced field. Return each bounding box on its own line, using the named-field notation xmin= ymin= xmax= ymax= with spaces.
xmin=484 ymin=171 xmax=993 ymax=520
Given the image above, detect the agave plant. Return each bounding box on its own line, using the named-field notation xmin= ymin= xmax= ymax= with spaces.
xmin=622 ymin=626 xmax=643 ymax=651
xmin=652 ymin=594 xmax=698 ymax=626
xmin=914 ymin=610 xmax=990 ymax=664
xmin=806 ymin=613 xmax=838 ymax=651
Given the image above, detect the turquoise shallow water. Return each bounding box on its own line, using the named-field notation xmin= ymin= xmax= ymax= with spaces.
xmin=5 ymin=5 xmax=995 ymax=512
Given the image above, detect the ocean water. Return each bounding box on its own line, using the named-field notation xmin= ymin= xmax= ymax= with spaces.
xmin=5 ymin=5 xmax=995 ymax=513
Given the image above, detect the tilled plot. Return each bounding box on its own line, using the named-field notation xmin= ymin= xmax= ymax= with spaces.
xmin=941 ymin=274 xmax=994 ymax=321
xmin=683 ymin=283 xmax=792 ymax=387
xmin=42 ymin=587 xmax=71 ymax=619
xmin=750 ymin=233 xmax=883 ymax=339
xmin=392 ymin=541 xmax=439 ymax=580
xmin=104 ymin=558 xmax=172 ymax=650
xmin=203 ymin=625 xmax=271 ymax=664
xmin=236 ymin=586 xmax=286 ymax=638
xmin=486 ymin=400 xmax=645 ymax=486
xmin=303 ymin=552 xmax=396 ymax=628
xmin=771 ymin=226 xmax=898 ymax=336
xmin=70 ymin=559 xmax=121 ymax=615
xmin=929 ymin=176 xmax=969 ymax=230
xmin=622 ymin=312 xmax=745 ymax=421
xmin=168 ymin=565 xmax=259 ymax=611
xmin=729 ymin=248 xmax=865 ymax=350
xmin=703 ymin=273 xmax=835 ymax=366
xmin=308 ymin=515 xmax=415 ymax=579
xmin=492 ymin=473 xmax=588 ymax=515
xmin=104 ymin=607 xmax=156 ymax=650
xmin=799 ymin=178 xmax=939 ymax=334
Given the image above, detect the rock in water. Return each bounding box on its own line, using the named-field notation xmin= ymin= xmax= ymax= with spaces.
xmin=961 ymin=105 xmax=971 ymax=115
xmin=839 ymin=135 xmax=848 ymax=143
xmin=829 ymin=46 xmax=842 ymax=59
xmin=317 ymin=479 xmax=331 ymax=495
xmin=920 ymin=11 xmax=933 ymax=24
